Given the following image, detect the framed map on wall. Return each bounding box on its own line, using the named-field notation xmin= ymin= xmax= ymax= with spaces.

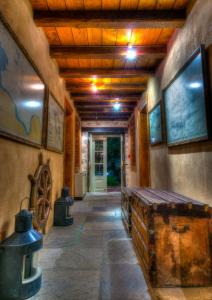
xmin=46 ymin=92 xmax=64 ymax=153
xmin=0 ymin=18 xmax=45 ymax=147
xmin=149 ymin=102 xmax=163 ymax=145
xmin=164 ymin=46 xmax=210 ymax=146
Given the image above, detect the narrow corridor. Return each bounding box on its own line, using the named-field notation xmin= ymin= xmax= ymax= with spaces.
xmin=30 ymin=192 xmax=152 ymax=300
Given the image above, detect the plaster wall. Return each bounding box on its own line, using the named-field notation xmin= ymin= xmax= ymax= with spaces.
xmin=0 ymin=0 xmax=76 ymax=239
xmin=146 ymin=0 xmax=212 ymax=205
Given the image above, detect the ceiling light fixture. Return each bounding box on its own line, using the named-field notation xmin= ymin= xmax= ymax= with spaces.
xmin=113 ymin=102 xmax=121 ymax=111
xmin=126 ymin=45 xmax=137 ymax=60
xmin=91 ymin=84 xmax=98 ymax=93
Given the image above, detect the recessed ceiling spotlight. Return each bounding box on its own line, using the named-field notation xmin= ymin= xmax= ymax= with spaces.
xmin=126 ymin=45 xmax=137 ymax=60
xmin=91 ymin=84 xmax=98 ymax=93
xmin=113 ymin=102 xmax=121 ymax=111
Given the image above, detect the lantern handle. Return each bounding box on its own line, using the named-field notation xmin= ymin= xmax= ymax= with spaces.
xmin=20 ymin=197 xmax=30 ymax=212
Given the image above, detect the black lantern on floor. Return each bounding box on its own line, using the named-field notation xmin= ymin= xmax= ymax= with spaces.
xmin=0 ymin=201 xmax=43 ymax=300
xmin=54 ymin=187 xmax=74 ymax=226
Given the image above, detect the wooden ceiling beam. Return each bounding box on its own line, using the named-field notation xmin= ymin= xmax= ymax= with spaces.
xmin=70 ymin=89 xmax=143 ymax=95
xmin=77 ymin=107 xmax=134 ymax=112
xmin=81 ymin=117 xmax=130 ymax=121
xmin=78 ymin=110 xmax=133 ymax=114
xmin=66 ymin=83 xmax=146 ymax=89
xmin=72 ymin=94 xmax=140 ymax=100
xmin=50 ymin=45 xmax=166 ymax=59
xmin=34 ymin=9 xmax=186 ymax=29
xmin=75 ymin=102 xmax=136 ymax=106
xmin=60 ymin=68 xmax=154 ymax=78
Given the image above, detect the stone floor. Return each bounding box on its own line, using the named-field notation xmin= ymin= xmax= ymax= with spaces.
xmin=31 ymin=192 xmax=212 ymax=300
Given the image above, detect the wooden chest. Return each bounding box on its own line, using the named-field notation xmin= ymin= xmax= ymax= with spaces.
xmin=121 ymin=187 xmax=133 ymax=235
xmin=131 ymin=188 xmax=212 ymax=287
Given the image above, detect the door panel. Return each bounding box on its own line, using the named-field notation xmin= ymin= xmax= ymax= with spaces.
xmin=139 ymin=108 xmax=150 ymax=187
xmin=91 ymin=136 xmax=107 ymax=192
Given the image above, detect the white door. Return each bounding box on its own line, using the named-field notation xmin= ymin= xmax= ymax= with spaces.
xmin=91 ymin=136 xmax=107 ymax=192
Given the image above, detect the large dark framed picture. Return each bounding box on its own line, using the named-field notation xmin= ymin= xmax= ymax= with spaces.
xmin=0 ymin=17 xmax=46 ymax=147
xmin=163 ymin=45 xmax=211 ymax=147
xmin=149 ymin=101 xmax=163 ymax=146
xmin=46 ymin=92 xmax=64 ymax=153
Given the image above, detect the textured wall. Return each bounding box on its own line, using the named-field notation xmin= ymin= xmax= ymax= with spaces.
xmin=147 ymin=0 xmax=212 ymax=205
xmin=0 ymin=0 xmax=76 ymax=239
xmin=81 ymin=132 xmax=89 ymax=172
xmin=81 ymin=120 xmax=128 ymax=128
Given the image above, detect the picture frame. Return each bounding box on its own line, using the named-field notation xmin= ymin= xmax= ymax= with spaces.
xmin=0 ymin=16 xmax=46 ymax=148
xmin=148 ymin=101 xmax=163 ymax=146
xmin=163 ymin=45 xmax=211 ymax=147
xmin=46 ymin=91 xmax=65 ymax=153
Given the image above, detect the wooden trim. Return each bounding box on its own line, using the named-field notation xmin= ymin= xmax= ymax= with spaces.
xmin=50 ymin=45 xmax=166 ymax=59
xmin=34 ymin=9 xmax=186 ymax=29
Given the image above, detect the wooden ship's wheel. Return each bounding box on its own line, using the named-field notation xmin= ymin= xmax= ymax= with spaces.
xmin=28 ymin=153 xmax=52 ymax=231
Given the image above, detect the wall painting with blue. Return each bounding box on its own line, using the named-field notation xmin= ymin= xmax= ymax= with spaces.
xmin=0 ymin=19 xmax=45 ymax=146
xmin=164 ymin=48 xmax=209 ymax=146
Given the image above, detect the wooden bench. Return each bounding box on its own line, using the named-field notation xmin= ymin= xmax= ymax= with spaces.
xmin=129 ymin=188 xmax=212 ymax=287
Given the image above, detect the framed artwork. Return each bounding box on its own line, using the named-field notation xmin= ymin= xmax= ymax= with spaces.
xmin=46 ymin=92 xmax=64 ymax=153
xmin=163 ymin=46 xmax=211 ymax=146
xmin=149 ymin=102 xmax=163 ymax=145
xmin=0 ymin=17 xmax=45 ymax=147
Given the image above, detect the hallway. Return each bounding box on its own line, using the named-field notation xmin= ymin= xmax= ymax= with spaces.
xmin=31 ymin=192 xmax=152 ymax=300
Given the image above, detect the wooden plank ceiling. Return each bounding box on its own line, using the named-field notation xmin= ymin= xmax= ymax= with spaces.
xmin=30 ymin=0 xmax=189 ymax=121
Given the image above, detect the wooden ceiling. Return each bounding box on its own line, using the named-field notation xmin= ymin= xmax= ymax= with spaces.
xmin=30 ymin=0 xmax=190 ymax=121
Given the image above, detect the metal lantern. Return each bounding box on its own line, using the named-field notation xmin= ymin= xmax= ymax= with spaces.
xmin=54 ymin=186 xmax=74 ymax=226
xmin=0 ymin=207 xmax=43 ymax=300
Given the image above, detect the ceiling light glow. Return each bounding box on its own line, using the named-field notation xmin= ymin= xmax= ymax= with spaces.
xmin=113 ymin=102 xmax=121 ymax=111
xmin=126 ymin=45 xmax=137 ymax=60
xmin=92 ymin=84 xmax=98 ymax=93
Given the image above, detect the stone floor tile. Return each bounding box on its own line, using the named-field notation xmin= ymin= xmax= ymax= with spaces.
xmin=31 ymin=269 xmax=100 ymax=300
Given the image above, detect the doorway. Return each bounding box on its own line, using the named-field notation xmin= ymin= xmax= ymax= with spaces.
xmin=107 ymin=137 xmax=121 ymax=191
xmin=89 ymin=134 xmax=123 ymax=192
